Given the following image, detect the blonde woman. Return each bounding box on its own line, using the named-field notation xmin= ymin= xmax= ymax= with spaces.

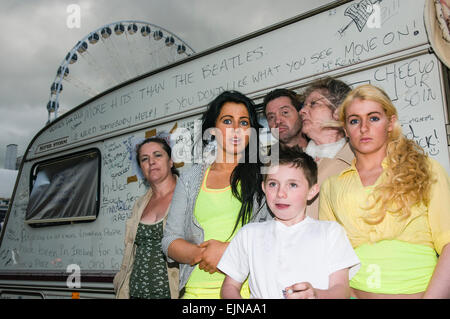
xmin=319 ymin=84 xmax=450 ymax=298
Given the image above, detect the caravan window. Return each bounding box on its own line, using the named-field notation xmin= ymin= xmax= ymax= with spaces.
xmin=25 ymin=149 xmax=100 ymax=226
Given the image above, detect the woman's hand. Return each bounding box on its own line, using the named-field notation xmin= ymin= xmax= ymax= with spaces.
xmin=168 ymin=239 xmax=204 ymax=265
xmin=195 ymin=240 xmax=229 ymax=274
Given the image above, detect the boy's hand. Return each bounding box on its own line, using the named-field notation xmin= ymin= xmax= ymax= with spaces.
xmin=284 ymin=282 xmax=317 ymax=299
xmin=197 ymin=240 xmax=229 ymax=274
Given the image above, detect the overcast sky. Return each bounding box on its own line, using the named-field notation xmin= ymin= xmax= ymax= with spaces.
xmin=0 ymin=0 xmax=334 ymax=168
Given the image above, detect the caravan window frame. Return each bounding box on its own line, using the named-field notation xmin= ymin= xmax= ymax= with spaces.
xmin=26 ymin=148 xmax=101 ymax=227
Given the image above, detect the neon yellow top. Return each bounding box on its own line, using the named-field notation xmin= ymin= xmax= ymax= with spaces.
xmin=183 ymin=166 xmax=250 ymax=299
xmin=351 ymin=240 xmax=437 ymax=294
xmin=319 ymin=157 xmax=450 ymax=294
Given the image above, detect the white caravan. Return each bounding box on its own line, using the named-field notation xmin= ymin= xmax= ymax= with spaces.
xmin=1 ymin=0 xmax=449 ymax=298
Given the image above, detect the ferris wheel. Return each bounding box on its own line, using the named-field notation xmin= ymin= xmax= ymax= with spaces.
xmin=47 ymin=20 xmax=195 ymax=122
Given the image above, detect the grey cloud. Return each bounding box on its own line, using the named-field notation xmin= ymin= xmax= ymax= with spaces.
xmin=0 ymin=0 xmax=331 ymax=168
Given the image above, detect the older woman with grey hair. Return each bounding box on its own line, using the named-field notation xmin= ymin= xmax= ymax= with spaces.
xmin=299 ymin=77 xmax=354 ymax=219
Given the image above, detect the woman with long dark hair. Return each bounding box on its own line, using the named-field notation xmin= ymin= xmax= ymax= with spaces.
xmin=162 ymin=91 xmax=270 ymax=299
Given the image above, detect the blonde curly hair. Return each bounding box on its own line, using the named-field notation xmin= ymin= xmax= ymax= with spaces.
xmin=339 ymin=84 xmax=433 ymax=225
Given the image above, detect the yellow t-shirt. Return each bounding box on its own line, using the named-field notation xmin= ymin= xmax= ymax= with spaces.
xmin=319 ymin=157 xmax=450 ymax=293
xmin=183 ymin=166 xmax=250 ymax=299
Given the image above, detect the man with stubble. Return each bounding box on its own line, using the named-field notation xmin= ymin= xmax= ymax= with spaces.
xmin=263 ymin=88 xmax=308 ymax=150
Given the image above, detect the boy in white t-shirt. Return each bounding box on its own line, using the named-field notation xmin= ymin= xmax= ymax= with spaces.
xmin=218 ymin=147 xmax=360 ymax=299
